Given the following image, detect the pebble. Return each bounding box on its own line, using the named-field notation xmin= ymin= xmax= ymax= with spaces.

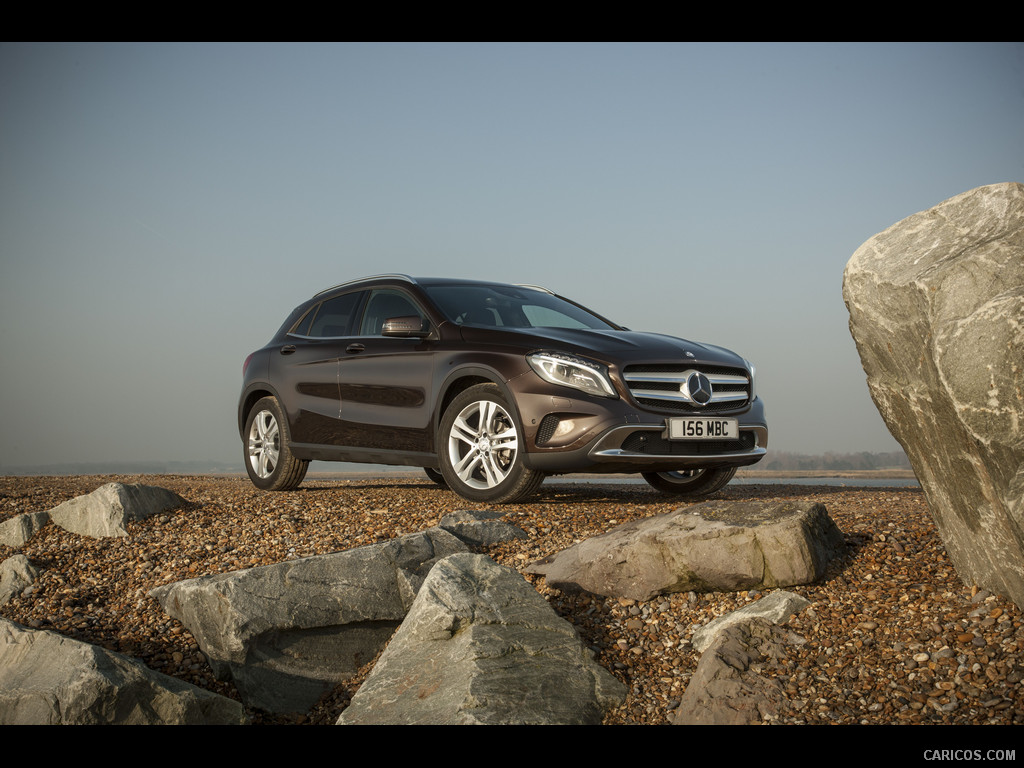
xmin=1 ymin=474 xmax=1021 ymax=725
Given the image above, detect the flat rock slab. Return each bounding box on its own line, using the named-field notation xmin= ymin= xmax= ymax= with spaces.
xmin=692 ymin=589 xmax=810 ymax=653
xmin=527 ymin=500 xmax=845 ymax=601
xmin=150 ymin=526 xmax=468 ymax=714
xmin=673 ymin=617 xmax=801 ymax=725
xmin=47 ymin=483 xmax=186 ymax=538
xmin=0 ymin=510 xmax=50 ymax=548
xmin=1 ymin=554 xmax=42 ymax=605
xmin=0 ymin=618 xmax=247 ymax=725
xmin=338 ymin=553 xmax=626 ymax=725
xmin=844 ymin=182 xmax=1024 ymax=608
xmin=438 ymin=510 xmax=527 ymax=547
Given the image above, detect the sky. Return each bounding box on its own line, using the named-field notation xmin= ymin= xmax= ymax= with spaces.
xmin=1 ymin=42 xmax=1021 ymax=471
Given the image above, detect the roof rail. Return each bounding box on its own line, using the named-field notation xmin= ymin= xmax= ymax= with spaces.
xmin=516 ymin=283 xmax=553 ymax=294
xmin=313 ymin=274 xmax=416 ymax=298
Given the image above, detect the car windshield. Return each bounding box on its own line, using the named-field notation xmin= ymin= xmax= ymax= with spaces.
xmin=423 ymin=284 xmax=618 ymax=331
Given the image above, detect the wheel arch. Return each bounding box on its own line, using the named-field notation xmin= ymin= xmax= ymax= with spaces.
xmin=434 ymin=366 xmax=521 ymax=435
xmin=238 ymin=383 xmax=285 ymax=439
xmin=434 ymin=378 xmax=545 ymax=503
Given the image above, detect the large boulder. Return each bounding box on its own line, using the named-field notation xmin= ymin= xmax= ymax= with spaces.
xmin=526 ymin=501 xmax=845 ymax=601
xmin=0 ymin=618 xmax=247 ymax=725
xmin=150 ymin=527 xmax=468 ymax=713
xmin=843 ymin=182 xmax=1024 ymax=608
xmin=47 ymin=483 xmax=186 ymax=538
xmin=337 ymin=553 xmax=626 ymax=725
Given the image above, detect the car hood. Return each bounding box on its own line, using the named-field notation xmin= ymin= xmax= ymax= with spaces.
xmin=458 ymin=326 xmax=747 ymax=369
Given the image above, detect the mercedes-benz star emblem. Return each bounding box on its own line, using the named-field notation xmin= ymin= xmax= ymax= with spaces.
xmin=681 ymin=370 xmax=713 ymax=406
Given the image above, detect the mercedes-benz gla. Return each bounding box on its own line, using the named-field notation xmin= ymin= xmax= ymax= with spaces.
xmin=239 ymin=275 xmax=767 ymax=502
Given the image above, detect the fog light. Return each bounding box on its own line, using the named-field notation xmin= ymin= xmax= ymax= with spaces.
xmin=554 ymin=419 xmax=576 ymax=438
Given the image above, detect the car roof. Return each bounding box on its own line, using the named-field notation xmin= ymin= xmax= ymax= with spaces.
xmin=312 ymin=275 xmax=553 ymax=298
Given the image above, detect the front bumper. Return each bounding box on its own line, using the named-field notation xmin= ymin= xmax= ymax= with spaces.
xmin=516 ymin=386 xmax=768 ymax=474
xmin=580 ymin=421 xmax=766 ymax=471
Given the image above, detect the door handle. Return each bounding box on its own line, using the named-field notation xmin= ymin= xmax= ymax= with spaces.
xmin=346 ymin=343 xmax=365 ymax=354
xmin=280 ymin=345 xmax=296 ymax=355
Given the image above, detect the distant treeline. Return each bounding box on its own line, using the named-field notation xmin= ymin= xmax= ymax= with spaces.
xmin=758 ymin=450 xmax=911 ymax=472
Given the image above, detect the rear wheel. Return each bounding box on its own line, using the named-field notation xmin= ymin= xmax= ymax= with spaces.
xmin=423 ymin=467 xmax=447 ymax=487
xmin=438 ymin=384 xmax=544 ymax=503
xmin=244 ymin=396 xmax=308 ymax=491
xmin=641 ymin=467 xmax=736 ymax=497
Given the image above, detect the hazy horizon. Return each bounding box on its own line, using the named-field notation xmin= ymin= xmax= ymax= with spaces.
xmin=0 ymin=448 xmax=913 ymax=478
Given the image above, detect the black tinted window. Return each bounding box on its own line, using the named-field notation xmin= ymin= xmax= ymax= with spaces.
xmin=359 ymin=289 xmax=424 ymax=335
xmin=289 ymin=306 xmax=317 ymax=336
xmin=305 ymin=292 xmax=362 ymax=338
xmin=423 ymin=285 xmax=616 ymax=330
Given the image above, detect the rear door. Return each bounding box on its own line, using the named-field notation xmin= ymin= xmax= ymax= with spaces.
xmin=270 ymin=291 xmax=364 ymax=446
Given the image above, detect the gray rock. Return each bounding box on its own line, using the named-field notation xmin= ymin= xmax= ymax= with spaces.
xmin=0 ymin=510 xmax=50 ymax=547
xmin=0 ymin=618 xmax=247 ymax=725
xmin=673 ymin=617 xmax=795 ymax=725
xmin=527 ymin=500 xmax=845 ymax=601
xmin=438 ymin=509 xmax=527 ymax=546
xmin=843 ymin=182 xmax=1024 ymax=609
xmin=692 ymin=590 xmax=811 ymax=653
xmin=48 ymin=483 xmax=186 ymax=538
xmin=338 ymin=553 xmax=626 ymax=725
xmin=150 ymin=526 xmax=468 ymax=713
xmin=0 ymin=555 xmax=41 ymax=605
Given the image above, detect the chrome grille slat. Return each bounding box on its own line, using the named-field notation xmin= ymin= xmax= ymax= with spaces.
xmin=622 ymin=364 xmax=751 ymax=413
xmin=628 ymin=388 xmax=748 ymax=404
xmin=623 ymin=372 xmax=749 ymax=386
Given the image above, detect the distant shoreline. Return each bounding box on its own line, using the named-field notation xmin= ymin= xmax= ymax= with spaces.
xmin=1 ymin=468 xmax=918 ymax=481
xmin=310 ymin=468 xmax=920 ymax=481
xmin=735 ymin=468 xmax=917 ymax=479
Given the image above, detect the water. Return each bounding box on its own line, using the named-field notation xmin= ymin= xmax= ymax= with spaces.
xmin=733 ymin=476 xmax=919 ymax=487
xmin=550 ymin=476 xmax=920 ymax=488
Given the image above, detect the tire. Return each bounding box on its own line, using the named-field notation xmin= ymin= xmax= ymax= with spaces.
xmin=438 ymin=384 xmax=544 ymax=503
xmin=423 ymin=467 xmax=447 ymax=487
xmin=641 ymin=467 xmax=736 ymax=497
xmin=244 ymin=396 xmax=308 ymax=491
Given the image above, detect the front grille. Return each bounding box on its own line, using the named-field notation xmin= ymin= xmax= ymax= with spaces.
xmin=622 ymin=364 xmax=750 ymax=414
xmin=621 ymin=431 xmax=757 ymax=456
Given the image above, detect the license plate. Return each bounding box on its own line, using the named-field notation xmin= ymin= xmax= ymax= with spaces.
xmin=668 ymin=418 xmax=738 ymax=440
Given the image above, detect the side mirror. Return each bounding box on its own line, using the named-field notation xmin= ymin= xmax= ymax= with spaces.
xmin=382 ymin=315 xmax=430 ymax=338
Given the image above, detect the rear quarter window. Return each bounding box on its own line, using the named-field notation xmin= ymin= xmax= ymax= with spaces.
xmin=298 ymin=292 xmax=363 ymax=338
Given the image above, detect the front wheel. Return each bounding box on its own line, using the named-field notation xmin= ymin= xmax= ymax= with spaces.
xmin=641 ymin=467 xmax=736 ymax=497
xmin=438 ymin=384 xmax=544 ymax=503
xmin=244 ymin=396 xmax=308 ymax=491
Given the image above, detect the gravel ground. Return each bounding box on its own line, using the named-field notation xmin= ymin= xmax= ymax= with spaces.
xmin=1 ymin=473 xmax=1021 ymax=726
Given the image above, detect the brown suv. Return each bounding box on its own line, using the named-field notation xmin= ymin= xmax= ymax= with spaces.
xmin=238 ymin=275 xmax=767 ymax=502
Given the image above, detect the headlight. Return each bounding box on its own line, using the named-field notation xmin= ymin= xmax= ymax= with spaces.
xmin=527 ymin=351 xmax=617 ymax=399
